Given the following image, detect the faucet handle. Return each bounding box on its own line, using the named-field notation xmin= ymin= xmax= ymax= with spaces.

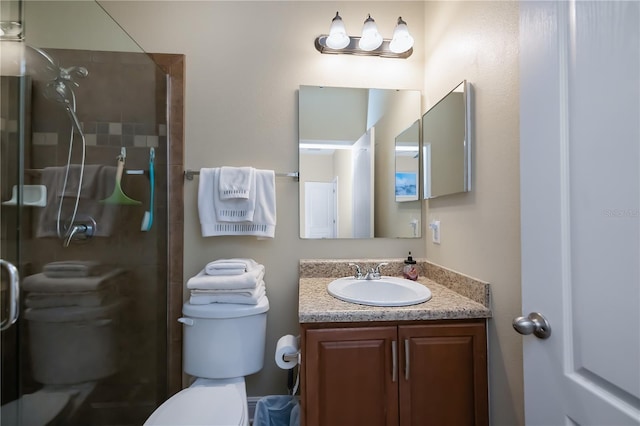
xmin=373 ymin=262 xmax=389 ymax=275
xmin=348 ymin=263 xmax=364 ymax=279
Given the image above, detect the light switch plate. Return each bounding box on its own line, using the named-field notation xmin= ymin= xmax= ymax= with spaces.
xmin=430 ymin=220 xmax=441 ymax=244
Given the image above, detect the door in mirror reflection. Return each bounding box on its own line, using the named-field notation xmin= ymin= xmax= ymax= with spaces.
xmin=299 ymin=85 xmax=421 ymax=239
xmin=422 ymin=81 xmax=471 ymax=199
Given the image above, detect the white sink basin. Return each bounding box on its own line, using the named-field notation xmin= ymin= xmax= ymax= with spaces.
xmin=327 ymin=276 xmax=432 ymax=307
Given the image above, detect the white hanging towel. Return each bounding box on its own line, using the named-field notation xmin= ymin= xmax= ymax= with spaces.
xmin=198 ymin=169 xmax=276 ymax=238
xmin=198 ymin=168 xmax=256 ymax=223
xmin=219 ymin=166 xmax=254 ymax=200
xmin=37 ymin=165 xmax=118 ymax=237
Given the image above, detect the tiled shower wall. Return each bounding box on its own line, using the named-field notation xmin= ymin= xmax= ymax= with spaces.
xmin=21 ymin=47 xmax=177 ymax=423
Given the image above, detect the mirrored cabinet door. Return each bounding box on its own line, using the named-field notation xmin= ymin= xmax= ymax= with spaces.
xmin=422 ymin=80 xmax=471 ymax=199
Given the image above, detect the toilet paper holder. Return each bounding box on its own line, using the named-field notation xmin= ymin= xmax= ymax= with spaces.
xmin=282 ymin=352 xmax=299 ymax=362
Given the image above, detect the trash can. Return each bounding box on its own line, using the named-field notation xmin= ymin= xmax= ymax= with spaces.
xmin=253 ymin=395 xmax=300 ymax=426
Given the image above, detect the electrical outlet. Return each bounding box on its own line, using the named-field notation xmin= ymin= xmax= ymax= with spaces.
xmin=429 ymin=220 xmax=441 ymax=244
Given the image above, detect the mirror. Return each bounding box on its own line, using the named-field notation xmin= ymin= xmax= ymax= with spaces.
xmin=422 ymin=81 xmax=471 ymax=199
xmin=395 ymin=120 xmax=420 ymax=203
xmin=299 ymin=86 xmax=421 ymax=239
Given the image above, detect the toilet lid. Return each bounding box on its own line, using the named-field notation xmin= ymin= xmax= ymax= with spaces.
xmin=144 ymin=386 xmax=244 ymax=426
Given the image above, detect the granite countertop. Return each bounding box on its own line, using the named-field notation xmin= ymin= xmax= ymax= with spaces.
xmin=299 ymin=274 xmax=492 ymax=324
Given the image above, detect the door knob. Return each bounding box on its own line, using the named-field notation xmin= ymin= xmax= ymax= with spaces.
xmin=513 ymin=312 xmax=551 ymax=339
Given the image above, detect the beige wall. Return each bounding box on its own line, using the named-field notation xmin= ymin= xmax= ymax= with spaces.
xmin=100 ymin=0 xmax=427 ymax=397
xmin=88 ymin=1 xmax=522 ymax=423
xmin=422 ymin=1 xmax=523 ymax=425
xmin=373 ymin=89 xmax=422 ymax=238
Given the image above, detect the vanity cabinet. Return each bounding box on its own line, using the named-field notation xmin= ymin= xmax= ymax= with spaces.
xmin=301 ymin=319 xmax=488 ymax=426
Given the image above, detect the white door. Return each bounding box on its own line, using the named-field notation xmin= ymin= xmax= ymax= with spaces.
xmin=519 ymin=1 xmax=639 ymax=425
xmin=304 ymin=181 xmax=337 ymax=238
xmin=352 ymin=129 xmax=374 ymax=238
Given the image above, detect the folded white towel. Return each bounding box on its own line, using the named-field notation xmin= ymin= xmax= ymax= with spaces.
xmin=189 ymin=281 xmax=266 ymax=305
xmin=190 ymin=286 xmax=262 ymax=296
xmin=25 ymin=288 xmax=115 ymax=309
xmin=198 ymin=168 xmax=256 ymax=223
xmin=23 ymin=268 xmax=125 ymax=293
xmin=204 ymin=258 xmax=259 ymax=275
xmin=43 ymin=260 xmax=102 ymax=278
xmin=199 ymin=169 xmax=276 ymax=238
xmin=186 ymin=265 xmax=265 ymax=290
xmin=190 ymin=291 xmax=266 ymax=306
xmin=219 ymin=166 xmax=254 ymax=200
xmin=205 ymin=268 xmax=245 ymax=276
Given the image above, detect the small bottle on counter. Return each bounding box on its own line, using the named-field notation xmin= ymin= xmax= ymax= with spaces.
xmin=403 ymin=252 xmax=418 ymax=281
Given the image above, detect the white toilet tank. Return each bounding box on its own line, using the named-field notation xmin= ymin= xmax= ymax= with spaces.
xmin=180 ymin=296 xmax=269 ymax=379
xmin=24 ymin=300 xmax=123 ymax=384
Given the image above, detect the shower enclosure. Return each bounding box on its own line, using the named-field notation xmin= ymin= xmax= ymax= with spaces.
xmin=0 ymin=1 xmax=183 ymax=424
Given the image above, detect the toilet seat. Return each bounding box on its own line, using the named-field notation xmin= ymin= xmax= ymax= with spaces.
xmin=144 ymin=382 xmax=245 ymax=426
xmin=1 ymin=389 xmax=77 ymax=425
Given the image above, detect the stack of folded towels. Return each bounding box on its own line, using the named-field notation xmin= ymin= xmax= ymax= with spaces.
xmin=186 ymin=258 xmax=266 ymax=305
xmin=22 ymin=261 xmax=124 ymax=309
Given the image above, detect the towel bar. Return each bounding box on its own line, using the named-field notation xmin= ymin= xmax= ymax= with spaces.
xmin=26 ymin=168 xmax=148 ymax=176
xmin=184 ymin=169 xmax=299 ymax=181
xmin=282 ymin=352 xmax=299 ymax=362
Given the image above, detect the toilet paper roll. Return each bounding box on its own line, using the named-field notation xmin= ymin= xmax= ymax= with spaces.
xmin=275 ymin=334 xmax=299 ymax=370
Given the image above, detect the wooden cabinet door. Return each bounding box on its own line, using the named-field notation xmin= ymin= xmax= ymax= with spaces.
xmin=398 ymin=322 xmax=488 ymax=426
xmin=304 ymin=326 xmax=399 ymax=426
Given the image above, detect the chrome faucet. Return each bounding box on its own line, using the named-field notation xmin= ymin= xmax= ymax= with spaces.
xmin=62 ymin=216 xmax=96 ymax=247
xmin=349 ymin=263 xmax=364 ymax=280
xmin=349 ymin=262 xmax=388 ymax=280
xmin=63 ymin=224 xmax=88 ymax=247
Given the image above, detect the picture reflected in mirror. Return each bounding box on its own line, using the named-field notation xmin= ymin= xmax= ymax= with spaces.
xmin=299 ymin=86 xmax=421 ymax=239
xmin=395 ymin=119 xmax=420 ymax=202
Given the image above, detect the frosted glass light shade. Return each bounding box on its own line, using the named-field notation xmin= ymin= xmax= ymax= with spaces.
xmin=389 ymin=17 xmax=414 ymax=54
xmin=325 ymin=12 xmax=350 ymax=49
xmin=358 ymin=15 xmax=383 ymax=51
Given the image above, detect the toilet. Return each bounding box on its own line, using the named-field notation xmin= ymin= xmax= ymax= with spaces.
xmin=22 ymin=269 xmax=126 ymax=385
xmin=6 ymin=268 xmax=126 ymax=424
xmin=144 ymin=296 xmax=269 ymax=425
xmin=24 ymin=300 xmax=123 ymax=384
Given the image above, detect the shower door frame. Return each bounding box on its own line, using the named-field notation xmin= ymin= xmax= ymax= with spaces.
xmin=0 ymin=74 xmax=30 ymax=407
xmin=149 ymin=52 xmax=185 ymax=396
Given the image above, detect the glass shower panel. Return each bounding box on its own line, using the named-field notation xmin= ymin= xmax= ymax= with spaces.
xmin=0 ymin=74 xmax=28 ymax=412
xmin=1 ymin=1 xmax=169 ymax=425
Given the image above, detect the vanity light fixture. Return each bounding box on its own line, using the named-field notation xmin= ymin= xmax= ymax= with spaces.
xmin=0 ymin=21 xmax=23 ymax=40
xmin=389 ymin=17 xmax=414 ymax=54
xmin=358 ymin=14 xmax=383 ymax=51
xmin=315 ymin=12 xmax=414 ymax=59
xmin=325 ymin=12 xmax=350 ymax=49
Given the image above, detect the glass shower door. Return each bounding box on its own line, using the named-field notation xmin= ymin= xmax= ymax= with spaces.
xmin=0 ymin=74 xmax=27 ymax=424
xmin=1 ymin=1 xmax=173 ymax=424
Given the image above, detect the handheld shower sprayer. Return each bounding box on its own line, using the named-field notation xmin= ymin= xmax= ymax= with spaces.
xmin=33 ymin=47 xmax=92 ymax=247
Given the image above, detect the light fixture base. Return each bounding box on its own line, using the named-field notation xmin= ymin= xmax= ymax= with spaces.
xmin=315 ymin=35 xmax=413 ymax=59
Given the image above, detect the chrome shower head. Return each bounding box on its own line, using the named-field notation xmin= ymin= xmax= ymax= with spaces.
xmin=44 ymin=80 xmax=74 ymax=105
